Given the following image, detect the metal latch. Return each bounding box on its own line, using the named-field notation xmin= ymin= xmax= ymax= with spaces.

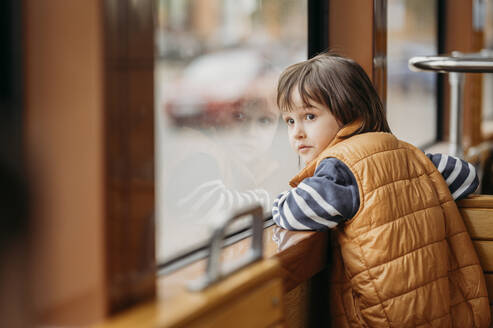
xmin=188 ymin=205 xmax=264 ymax=291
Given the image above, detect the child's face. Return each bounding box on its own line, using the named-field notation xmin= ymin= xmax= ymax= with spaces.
xmin=282 ymin=90 xmax=342 ymax=164
xmin=220 ymin=99 xmax=279 ymax=164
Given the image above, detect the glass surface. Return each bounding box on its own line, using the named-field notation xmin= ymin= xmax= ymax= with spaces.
xmin=387 ymin=0 xmax=437 ymax=147
xmin=155 ymin=0 xmax=306 ymax=263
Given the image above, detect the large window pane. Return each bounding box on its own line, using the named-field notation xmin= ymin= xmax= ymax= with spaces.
xmin=387 ymin=0 xmax=437 ymax=147
xmin=155 ymin=0 xmax=306 ymax=263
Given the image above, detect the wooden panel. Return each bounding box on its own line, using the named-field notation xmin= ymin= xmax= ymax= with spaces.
xmin=458 ymin=195 xmax=493 ymax=209
xmin=25 ymin=0 xmax=156 ymax=323
xmin=461 ymin=208 xmax=493 ymax=240
xmin=99 ymin=259 xmax=285 ymax=328
xmin=24 ymin=0 xmax=106 ymax=325
xmin=103 ymin=0 xmax=156 ymax=314
xmin=329 ymin=0 xmax=387 ymax=108
xmin=329 ymin=0 xmax=374 ymax=77
xmin=99 ymin=225 xmax=332 ymax=327
xmin=163 ymin=260 xmax=284 ymax=328
xmin=373 ymin=0 xmax=387 ymax=110
xmin=283 ymin=282 xmax=309 ymax=328
xmin=186 ymin=279 xmax=283 ymax=328
xmin=473 ymin=241 xmax=493 ymax=271
xmin=443 ymin=0 xmax=484 ymax=147
xmin=265 ymin=227 xmax=329 ymax=292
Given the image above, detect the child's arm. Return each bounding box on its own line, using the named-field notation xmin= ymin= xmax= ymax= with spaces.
xmin=272 ymin=158 xmax=358 ymax=230
xmin=166 ymin=153 xmax=271 ymax=218
xmin=272 ymin=153 xmax=479 ymax=231
xmin=426 ymin=153 xmax=479 ymax=200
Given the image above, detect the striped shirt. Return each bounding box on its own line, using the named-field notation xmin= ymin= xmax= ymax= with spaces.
xmin=272 ymin=153 xmax=479 ymax=231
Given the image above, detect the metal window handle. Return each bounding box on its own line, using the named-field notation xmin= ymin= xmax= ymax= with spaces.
xmin=188 ymin=205 xmax=264 ymax=292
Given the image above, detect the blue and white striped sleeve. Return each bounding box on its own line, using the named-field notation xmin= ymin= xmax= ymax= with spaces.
xmin=426 ymin=153 xmax=479 ymax=200
xmin=271 ymin=158 xmax=359 ymax=231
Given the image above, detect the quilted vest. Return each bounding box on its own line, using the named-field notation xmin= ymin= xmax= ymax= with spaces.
xmin=289 ymin=121 xmax=490 ymax=327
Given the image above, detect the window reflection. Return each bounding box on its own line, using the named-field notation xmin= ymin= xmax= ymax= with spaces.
xmin=155 ymin=0 xmax=306 ymax=263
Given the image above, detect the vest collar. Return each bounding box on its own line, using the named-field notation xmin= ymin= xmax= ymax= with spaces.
xmin=289 ymin=119 xmax=363 ymax=187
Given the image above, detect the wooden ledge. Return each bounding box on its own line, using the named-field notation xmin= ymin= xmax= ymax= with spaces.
xmin=159 ymin=226 xmax=328 ymax=301
xmin=457 ymin=195 xmax=493 ymax=208
xmin=98 ymin=226 xmax=329 ymax=327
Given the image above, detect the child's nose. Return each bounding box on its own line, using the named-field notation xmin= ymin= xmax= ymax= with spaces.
xmin=293 ymin=124 xmax=306 ymax=139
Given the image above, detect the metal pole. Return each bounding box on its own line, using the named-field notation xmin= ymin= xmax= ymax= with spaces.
xmin=448 ymin=72 xmax=465 ymax=157
xmin=409 ymin=53 xmax=493 ymax=159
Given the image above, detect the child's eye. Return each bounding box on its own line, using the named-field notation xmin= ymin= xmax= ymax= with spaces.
xmin=258 ymin=117 xmax=274 ymax=125
xmin=285 ymin=118 xmax=295 ymax=125
xmin=305 ymin=113 xmax=316 ymax=120
xmin=232 ymin=111 xmax=247 ymax=122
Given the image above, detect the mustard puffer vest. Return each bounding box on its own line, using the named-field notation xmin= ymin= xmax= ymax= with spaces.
xmin=289 ymin=121 xmax=490 ymax=327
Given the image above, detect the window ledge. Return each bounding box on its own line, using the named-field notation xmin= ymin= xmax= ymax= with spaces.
xmin=98 ymin=226 xmax=329 ymax=327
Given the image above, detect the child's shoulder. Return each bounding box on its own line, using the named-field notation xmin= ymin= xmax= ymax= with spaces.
xmin=322 ymin=132 xmax=399 ymax=160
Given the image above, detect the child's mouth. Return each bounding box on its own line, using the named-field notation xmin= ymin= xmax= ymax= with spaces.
xmin=298 ymin=145 xmax=313 ymax=153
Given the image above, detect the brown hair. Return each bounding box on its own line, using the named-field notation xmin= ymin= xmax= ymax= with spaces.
xmin=277 ymin=53 xmax=391 ymax=137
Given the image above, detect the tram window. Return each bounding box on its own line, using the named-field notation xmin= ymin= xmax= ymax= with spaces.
xmin=387 ymin=0 xmax=437 ymax=147
xmin=155 ymin=0 xmax=306 ymax=264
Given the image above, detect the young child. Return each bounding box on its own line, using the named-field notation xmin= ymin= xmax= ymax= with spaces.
xmin=272 ymin=53 xmax=490 ymax=327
